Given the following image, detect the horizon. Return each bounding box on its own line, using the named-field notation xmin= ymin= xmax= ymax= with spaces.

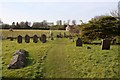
xmin=0 ymin=1 xmax=119 ymax=25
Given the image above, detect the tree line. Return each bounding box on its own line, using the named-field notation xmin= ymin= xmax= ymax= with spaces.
xmin=0 ymin=20 xmax=75 ymax=30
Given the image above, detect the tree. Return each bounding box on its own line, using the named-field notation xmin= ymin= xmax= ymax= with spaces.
xmin=32 ymin=22 xmax=41 ymax=29
xmin=16 ymin=22 xmax=20 ymax=29
xmin=118 ymin=1 xmax=120 ymax=17
xmin=72 ymin=20 xmax=76 ymax=25
xmin=25 ymin=21 xmax=30 ymax=29
xmin=80 ymin=20 xmax=83 ymax=25
xmin=110 ymin=10 xmax=119 ymax=18
xmin=12 ymin=22 xmax=16 ymax=28
xmin=82 ymin=15 xmax=119 ymax=41
xmin=2 ymin=24 xmax=10 ymax=29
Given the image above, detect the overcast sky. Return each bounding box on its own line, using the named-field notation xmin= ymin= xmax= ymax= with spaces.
xmin=0 ymin=0 xmax=119 ymax=24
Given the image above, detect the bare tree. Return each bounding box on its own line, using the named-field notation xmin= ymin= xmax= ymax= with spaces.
xmin=118 ymin=1 xmax=120 ymax=17
xmin=110 ymin=10 xmax=119 ymax=17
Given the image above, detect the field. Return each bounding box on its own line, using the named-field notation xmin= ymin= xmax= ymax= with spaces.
xmin=1 ymin=29 xmax=120 ymax=79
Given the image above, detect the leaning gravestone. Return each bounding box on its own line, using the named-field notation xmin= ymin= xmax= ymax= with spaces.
xmin=8 ymin=49 xmax=26 ymax=69
xmin=41 ymin=34 xmax=47 ymax=43
xmin=76 ymin=38 xmax=82 ymax=46
xmin=101 ymin=39 xmax=111 ymax=50
xmin=33 ymin=35 xmax=38 ymax=43
xmin=17 ymin=35 xmax=22 ymax=43
xmin=25 ymin=35 xmax=30 ymax=43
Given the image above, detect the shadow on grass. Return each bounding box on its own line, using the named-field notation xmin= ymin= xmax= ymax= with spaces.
xmin=2 ymin=77 xmax=34 ymax=80
xmin=1 ymin=77 xmax=120 ymax=80
xmin=25 ymin=51 xmax=35 ymax=67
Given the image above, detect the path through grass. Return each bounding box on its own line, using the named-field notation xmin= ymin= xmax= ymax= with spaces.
xmin=1 ymin=38 xmax=119 ymax=78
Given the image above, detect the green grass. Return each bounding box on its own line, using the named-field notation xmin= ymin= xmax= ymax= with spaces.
xmin=45 ymin=39 xmax=119 ymax=78
xmin=2 ymin=39 xmax=52 ymax=79
xmin=1 ymin=29 xmax=120 ymax=79
xmin=2 ymin=29 xmax=68 ymax=39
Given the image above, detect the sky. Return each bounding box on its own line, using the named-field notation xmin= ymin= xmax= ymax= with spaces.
xmin=0 ymin=0 xmax=119 ymax=25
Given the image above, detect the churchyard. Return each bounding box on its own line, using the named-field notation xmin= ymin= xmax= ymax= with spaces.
xmin=1 ymin=29 xmax=119 ymax=79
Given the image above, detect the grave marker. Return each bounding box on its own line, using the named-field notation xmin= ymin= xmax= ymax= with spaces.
xmin=25 ymin=35 xmax=30 ymax=43
xmin=41 ymin=34 xmax=47 ymax=43
xmin=8 ymin=49 xmax=26 ymax=69
xmin=76 ymin=38 xmax=82 ymax=46
xmin=101 ymin=39 xmax=111 ymax=50
xmin=17 ymin=35 xmax=22 ymax=43
xmin=33 ymin=35 xmax=38 ymax=43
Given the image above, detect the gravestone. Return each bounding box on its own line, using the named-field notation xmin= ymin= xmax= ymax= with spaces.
xmin=51 ymin=37 xmax=54 ymax=40
xmin=33 ymin=35 xmax=38 ymax=43
xmin=87 ymin=46 xmax=91 ymax=49
xmin=69 ymin=35 xmax=72 ymax=40
xmin=76 ymin=38 xmax=82 ymax=46
xmin=64 ymin=32 xmax=67 ymax=38
xmin=57 ymin=33 xmax=63 ymax=38
xmin=101 ymin=39 xmax=111 ymax=50
xmin=50 ymin=33 xmax=53 ymax=37
xmin=17 ymin=35 xmax=22 ymax=43
xmin=112 ymin=38 xmax=116 ymax=45
xmin=8 ymin=49 xmax=26 ymax=69
xmin=25 ymin=35 xmax=30 ymax=43
xmin=41 ymin=34 xmax=47 ymax=43
xmin=10 ymin=37 xmax=14 ymax=41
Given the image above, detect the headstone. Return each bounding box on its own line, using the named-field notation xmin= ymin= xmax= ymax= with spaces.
xmin=112 ymin=38 xmax=116 ymax=45
xmin=64 ymin=32 xmax=67 ymax=38
xmin=101 ymin=39 xmax=111 ymax=50
xmin=41 ymin=34 xmax=47 ymax=43
xmin=76 ymin=38 xmax=82 ymax=46
xmin=87 ymin=46 xmax=91 ymax=49
xmin=8 ymin=49 xmax=26 ymax=69
xmin=25 ymin=35 xmax=30 ymax=43
xmin=33 ymin=35 xmax=38 ymax=43
xmin=69 ymin=35 xmax=72 ymax=40
xmin=10 ymin=37 xmax=14 ymax=41
xmin=51 ymin=37 xmax=54 ymax=40
xmin=17 ymin=35 xmax=22 ymax=43
xmin=57 ymin=33 xmax=62 ymax=38
xmin=50 ymin=33 xmax=53 ymax=37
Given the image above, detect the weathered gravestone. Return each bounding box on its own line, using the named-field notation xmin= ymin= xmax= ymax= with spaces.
xmin=25 ymin=35 xmax=30 ymax=43
xmin=33 ymin=35 xmax=38 ymax=43
xmin=76 ymin=38 xmax=82 ymax=46
xmin=8 ymin=49 xmax=26 ymax=69
xmin=17 ymin=35 xmax=22 ymax=43
xmin=41 ymin=34 xmax=47 ymax=43
xmin=101 ymin=39 xmax=111 ymax=50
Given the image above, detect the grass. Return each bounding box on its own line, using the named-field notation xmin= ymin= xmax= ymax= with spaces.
xmin=1 ymin=29 xmax=120 ymax=79
xmin=45 ymin=39 xmax=119 ymax=78
xmin=2 ymin=29 xmax=68 ymax=39
xmin=2 ymin=39 xmax=52 ymax=79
